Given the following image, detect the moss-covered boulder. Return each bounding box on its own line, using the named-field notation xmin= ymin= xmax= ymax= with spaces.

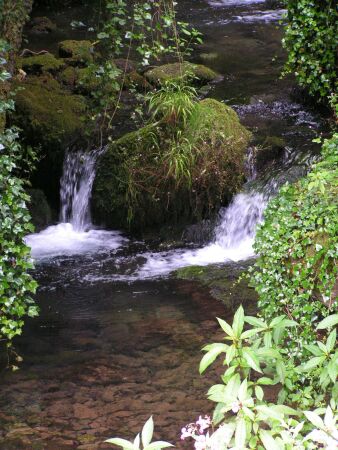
xmin=17 ymin=53 xmax=65 ymax=75
xmin=13 ymin=74 xmax=87 ymax=147
xmin=12 ymin=74 xmax=88 ymax=206
xmin=27 ymin=188 xmax=52 ymax=231
xmin=58 ymin=40 xmax=94 ymax=66
xmin=59 ymin=66 xmax=78 ymax=87
xmin=93 ymin=98 xmax=251 ymax=230
xmin=145 ymin=62 xmax=219 ymax=86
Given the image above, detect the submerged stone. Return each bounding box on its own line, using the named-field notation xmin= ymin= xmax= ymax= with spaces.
xmin=176 ymin=262 xmax=257 ymax=311
xmin=93 ymin=98 xmax=251 ymax=230
xmin=145 ymin=61 xmax=219 ymax=85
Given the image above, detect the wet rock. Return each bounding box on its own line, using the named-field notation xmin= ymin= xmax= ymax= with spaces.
xmin=29 ymin=16 xmax=57 ymax=34
xmin=12 ymin=74 xmax=87 ymax=158
xmin=255 ymin=135 xmax=286 ymax=172
xmin=145 ymin=61 xmax=219 ymax=86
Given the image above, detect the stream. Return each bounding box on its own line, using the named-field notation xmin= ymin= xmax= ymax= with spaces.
xmin=0 ymin=1 xmax=323 ymax=449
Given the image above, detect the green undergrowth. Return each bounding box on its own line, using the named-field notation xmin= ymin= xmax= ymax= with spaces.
xmin=250 ymin=133 xmax=338 ymax=357
xmin=283 ymin=0 xmax=337 ymax=112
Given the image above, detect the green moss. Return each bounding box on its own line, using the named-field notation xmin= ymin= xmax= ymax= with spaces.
xmin=17 ymin=53 xmax=65 ymax=75
xmin=58 ymin=40 xmax=94 ymax=66
xmin=145 ymin=62 xmax=218 ymax=86
xmin=93 ymin=98 xmax=251 ymax=230
xmin=76 ymin=66 xmax=101 ymax=93
xmin=13 ymin=74 xmax=87 ymax=149
xmin=59 ymin=66 xmax=77 ymax=87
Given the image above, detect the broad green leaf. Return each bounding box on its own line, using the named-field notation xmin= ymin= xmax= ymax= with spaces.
xmin=255 ymin=385 xmax=264 ymax=401
xmin=242 ymin=347 xmax=262 ymax=373
xmin=212 ymin=402 xmax=226 ymax=425
xmin=270 ymin=316 xmax=286 ymax=328
xmin=317 ymin=314 xmax=338 ymax=330
xmin=326 ymin=329 xmax=336 ymax=353
xmin=225 ymin=344 xmax=237 ymax=365
xmin=241 ymin=328 xmax=265 ymax=340
xmin=256 ymin=405 xmax=283 ymax=421
xmin=232 ymin=305 xmax=245 ymax=337
xmin=273 ymin=405 xmax=299 ymax=416
xmin=304 ymin=411 xmax=324 ymax=429
xmin=134 ymin=433 xmax=140 ymax=450
xmin=257 ymin=376 xmax=277 ymax=385
xmin=276 ymin=360 xmax=286 ymax=383
xmin=260 ymin=430 xmax=283 ymax=450
xmin=105 ymin=438 xmax=134 ymax=449
xmin=256 ymin=348 xmax=282 ymax=360
xmin=297 ymin=356 xmax=326 ymax=372
xmin=245 ymin=316 xmax=267 ymax=328
xmin=217 ymin=317 xmax=234 ymax=337
xmin=199 ymin=343 xmax=228 ymax=374
xmin=327 ymin=359 xmax=338 ymax=383
xmin=304 ymin=344 xmax=324 ymax=356
xmin=238 ymin=379 xmax=248 ymax=402
xmin=235 ymin=418 xmax=246 ymax=449
xmin=142 ymin=417 xmax=154 ymax=448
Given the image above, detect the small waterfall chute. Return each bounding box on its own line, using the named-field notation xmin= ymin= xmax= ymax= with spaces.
xmin=60 ymin=148 xmax=104 ymax=231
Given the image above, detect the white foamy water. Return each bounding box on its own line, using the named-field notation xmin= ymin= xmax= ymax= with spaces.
xmin=26 ymin=224 xmax=126 ymax=259
xmin=232 ymin=9 xmax=286 ymax=22
xmin=26 ymin=148 xmax=129 ymax=260
xmin=137 ymin=192 xmax=266 ymax=278
xmin=209 ymin=0 xmax=264 ymax=6
xmin=27 ymin=145 xmax=266 ymax=275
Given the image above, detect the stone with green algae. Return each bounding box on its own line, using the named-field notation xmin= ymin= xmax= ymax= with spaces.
xmin=145 ymin=61 xmax=219 ymax=86
xmin=12 ymin=74 xmax=87 ymax=150
xmin=93 ymin=98 xmax=251 ymax=230
xmin=17 ymin=53 xmax=65 ymax=75
xmin=58 ymin=40 xmax=94 ymax=66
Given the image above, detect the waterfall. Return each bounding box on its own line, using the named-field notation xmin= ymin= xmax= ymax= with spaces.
xmin=138 ymin=190 xmax=267 ymax=277
xmin=25 ymin=147 xmax=127 ymax=259
xmin=214 ymin=192 xmax=266 ymax=249
xmin=59 ymin=148 xmax=103 ymax=231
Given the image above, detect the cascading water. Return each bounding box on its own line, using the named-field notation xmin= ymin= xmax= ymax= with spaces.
xmin=26 ymin=148 xmax=126 ymax=259
xmin=60 ymin=149 xmax=103 ymax=231
xmin=137 ymin=190 xmax=267 ymax=277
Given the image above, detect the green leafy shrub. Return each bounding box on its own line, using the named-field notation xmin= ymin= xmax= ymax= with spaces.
xmin=0 ymin=44 xmax=38 ymax=351
xmin=283 ymin=0 xmax=337 ymax=110
xmin=250 ymin=134 xmax=338 ymax=357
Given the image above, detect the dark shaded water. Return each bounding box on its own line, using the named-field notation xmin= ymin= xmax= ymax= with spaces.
xmin=0 ymin=0 xmax=324 ymax=448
